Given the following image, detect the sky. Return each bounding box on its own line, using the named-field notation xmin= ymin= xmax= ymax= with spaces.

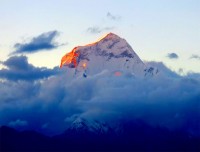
xmin=0 ymin=0 xmax=200 ymax=73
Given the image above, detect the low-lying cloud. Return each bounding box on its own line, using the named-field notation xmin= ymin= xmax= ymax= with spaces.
xmin=13 ymin=31 xmax=60 ymax=54
xmin=0 ymin=56 xmax=199 ymax=136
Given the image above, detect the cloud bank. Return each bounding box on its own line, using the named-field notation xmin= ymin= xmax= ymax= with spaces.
xmin=0 ymin=56 xmax=199 ymax=136
xmin=0 ymin=56 xmax=59 ymax=81
xmin=13 ymin=31 xmax=60 ymax=54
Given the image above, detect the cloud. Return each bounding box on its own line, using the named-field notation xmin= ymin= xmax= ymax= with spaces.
xmin=8 ymin=119 xmax=28 ymax=127
xmin=0 ymin=55 xmax=59 ymax=81
xmin=87 ymin=27 xmax=101 ymax=34
xmin=190 ymin=54 xmax=200 ymax=60
xmin=13 ymin=31 xmax=60 ymax=54
xmin=87 ymin=26 xmax=114 ymax=34
xmin=166 ymin=53 xmax=179 ymax=59
xmin=86 ymin=12 xmax=119 ymax=34
xmin=0 ymin=62 xmax=199 ymax=136
xmin=107 ymin=12 xmax=121 ymax=21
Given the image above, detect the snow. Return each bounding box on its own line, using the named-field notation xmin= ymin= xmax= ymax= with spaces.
xmin=69 ymin=117 xmax=111 ymax=134
xmin=62 ymin=33 xmax=158 ymax=78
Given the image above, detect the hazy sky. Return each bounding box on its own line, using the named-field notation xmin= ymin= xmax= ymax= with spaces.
xmin=0 ymin=0 xmax=199 ymax=73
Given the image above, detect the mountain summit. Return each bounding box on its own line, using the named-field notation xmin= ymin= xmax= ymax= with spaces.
xmin=60 ymin=33 xmax=157 ymax=77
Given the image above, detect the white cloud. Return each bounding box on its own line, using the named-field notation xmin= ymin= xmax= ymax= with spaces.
xmin=0 ymin=61 xmax=199 ymax=136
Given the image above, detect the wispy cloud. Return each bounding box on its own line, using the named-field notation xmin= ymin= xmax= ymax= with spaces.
xmin=166 ymin=53 xmax=179 ymax=59
xmin=86 ymin=12 xmax=119 ymax=34
xmin=12 ymin=31 xmax=61 ymax=54
xmin=87 ymin=26 xmax=101 ymax=34
xmin=107 ymin=12 xmax=121 ymax=21
xmin=190 ymin=54 xmax=200 ymax=60
xmin=86 ymin=26 xmax=114 ymax=34
xmin=87 ymin=26 xmax=114 ymax=34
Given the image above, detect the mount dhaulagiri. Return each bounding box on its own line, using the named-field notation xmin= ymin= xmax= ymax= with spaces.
xmin=60 ymin=33 xmax=158 ymax=78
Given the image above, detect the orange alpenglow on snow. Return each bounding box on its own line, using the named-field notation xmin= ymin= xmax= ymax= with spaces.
xmin=82 ymin=63 xmax=87 ymax=68
xmin=85 ymin=33 xmax=111 ymax=47
xmin=114 ymin=71 xmax=122 ymax=76
xmin=60 ymin=33 xmax=113 ymax=68
xmin=60 ymin=47 xmax=79 ymax=68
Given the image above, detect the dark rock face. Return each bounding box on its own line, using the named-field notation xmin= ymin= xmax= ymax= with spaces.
xmin=96 ymin=50 xmax=134 ymax=61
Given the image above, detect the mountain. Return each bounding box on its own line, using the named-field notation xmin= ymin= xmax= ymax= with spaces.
xmin=67 ymin=117 xmax=112 ymax=135
xmin=60 ymin=33 xmax=158 ymax=77
xmin=1 ymin=123 xmax=200 ymax=151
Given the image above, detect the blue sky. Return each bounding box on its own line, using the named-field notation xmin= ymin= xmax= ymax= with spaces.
xmin=0 ymin=0 xmax=200 ymax=73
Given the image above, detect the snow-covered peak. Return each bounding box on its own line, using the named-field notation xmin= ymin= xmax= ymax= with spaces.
xmin=68 ymin=117 xmax=112 ymax=135
xmin=80 ymin=32 xmax=138 ymax=57
xmin=102 ymin=32 xmax=120 ymax=38
xmin=61 ymin=33 xmax=158 ymax=78
xmin=97 ymin=32 xmax=123 ymax=45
